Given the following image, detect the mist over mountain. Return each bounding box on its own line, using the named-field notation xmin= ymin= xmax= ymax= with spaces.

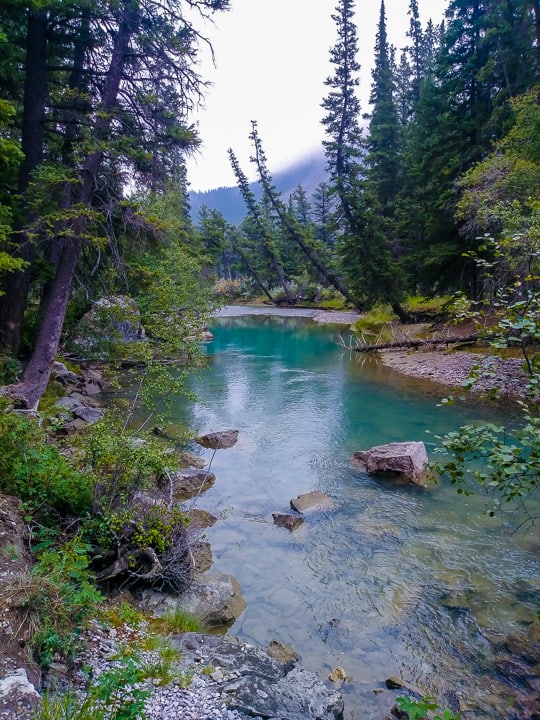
xmin=189 ymin=150 xmax=326 ymax=225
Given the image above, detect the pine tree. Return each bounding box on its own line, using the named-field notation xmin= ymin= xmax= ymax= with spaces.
xmin=366 ymin=0 xmax=400 ymax=218
xmin=2 ymin=0 xmax=231 ymax=407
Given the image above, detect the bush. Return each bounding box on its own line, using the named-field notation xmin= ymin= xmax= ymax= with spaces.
xmin=0 ymin=404 xmax=92 ymax=517
xmin=11 ymin=535 xmax=103 ymax=667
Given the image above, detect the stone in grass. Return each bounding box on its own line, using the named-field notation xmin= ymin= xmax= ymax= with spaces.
xmin=272 ymin=513 xmax=304 ymax=532
xmin=196 ymin=429 xmax=239 ymax=450
xmin=290 ymin=490 xmax=335 ymax=514
xmin=141 ymin=573 xmax=246 ymax=627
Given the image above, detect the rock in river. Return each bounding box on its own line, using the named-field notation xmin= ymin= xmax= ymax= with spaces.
xmin=353 ymin=441 xmax=429 ymax=485
xmin=196 ymin=429 xmax=239 ymax=449
xmin=290 ymin=490 xmax=335 ymax=513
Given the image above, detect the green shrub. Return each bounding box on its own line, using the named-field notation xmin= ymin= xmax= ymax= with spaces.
xmin=33 ymin=655 xmax=151 ymax=720
xmin=396 ymin=695 xmax=460 ymax=720
xmin=0 ymin=404 xmax=92 ymax=516
xmin=0 ymin=354 xmax=21 ymax=384
xmin=78 ymin=421 xmax=176 ymax=507
xmin=14 ymin=536 xmax=103 ymax=667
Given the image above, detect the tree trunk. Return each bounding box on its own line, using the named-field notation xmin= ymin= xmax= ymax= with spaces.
xmin=349 ymin=333 xmax=480 ymax=352
xmin=390 ymin=301 xmax=414 ymax=324
xmin=534 ymin=0 xmax=540 ymax=74
xmin=6 ymin=1 xmax=138 ymax=408
xmin=232 ymin=238 xmax=276 ymax=304
xmin=39 ymin=10 xmax=92 ymax=315
xmin=0 ymin=10 xmax=48 ymax=356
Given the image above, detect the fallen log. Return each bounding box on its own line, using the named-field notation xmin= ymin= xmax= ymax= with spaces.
xmin=348 ymin=333 xmax=481 ymax=353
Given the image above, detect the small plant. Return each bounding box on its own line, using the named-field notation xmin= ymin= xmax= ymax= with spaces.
xmin=201 ymin=663 xmax=215 ymax=676
xmin=33 ymin=653 xmax=151 ymax=719
xmin=160 ymin=606 xmax=202 ymax=633
xmin=13 ymin=535 xmax=103 ymax=668
xmin=140 ymin=637 xmax=183 ymax=686
xmin=395 ymin=695 xmax=460 ymax=720
xmin=99 ymin=600 xmax=144 ymax=629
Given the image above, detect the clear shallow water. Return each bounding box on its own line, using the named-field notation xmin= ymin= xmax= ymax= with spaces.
xmin=167 ymin=310 xmax=539 ymax=719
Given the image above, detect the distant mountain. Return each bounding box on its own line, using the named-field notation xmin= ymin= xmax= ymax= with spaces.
xmin=189 ymin=150 xmax=327 ymax=226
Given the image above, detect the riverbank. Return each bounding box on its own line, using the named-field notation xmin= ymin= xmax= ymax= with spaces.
xmin=379 ymin=347 xmax=529 ymax=399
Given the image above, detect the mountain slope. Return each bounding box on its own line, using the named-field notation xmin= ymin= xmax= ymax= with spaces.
xmin=189 ymin=151 xmax=326 ymax=225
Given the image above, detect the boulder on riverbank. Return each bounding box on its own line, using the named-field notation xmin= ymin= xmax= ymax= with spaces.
xmin=174 ymin=633 xmax=344 ymax=720
xmin=352 ymin=441 xmax=429 ymax=485
xmin=140 ymin=572 xmax=246 ymax=627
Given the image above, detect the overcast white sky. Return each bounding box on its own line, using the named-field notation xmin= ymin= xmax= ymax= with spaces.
xmin=186 ymin=0 xmax=448 ymax=192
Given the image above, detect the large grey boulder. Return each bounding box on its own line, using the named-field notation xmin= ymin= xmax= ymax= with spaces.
xmin=353 ymin=441 xmax=429 ymax=485
xmin=67 ymin=295 xmax=145 ymax=359
xmin=141 ymin=572 xmax=246 ymax=627
xmin=174 ymin=633 xmax=344 ymax=720
xmin=0 ymin=669 xmax=40 ymax=718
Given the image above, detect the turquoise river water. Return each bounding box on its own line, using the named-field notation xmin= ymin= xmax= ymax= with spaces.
xmin=162 ymin=307 xmax=539 ymax=719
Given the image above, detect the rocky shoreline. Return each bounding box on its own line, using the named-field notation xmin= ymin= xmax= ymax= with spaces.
xmin=379 ymin=347 xmax=529 ymax=399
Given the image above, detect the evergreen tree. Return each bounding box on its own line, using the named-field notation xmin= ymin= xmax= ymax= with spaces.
xmin=366 ymin=0 xmax=400 ymax=218
xmin=312 ymin=182 xmax=336 ymax=249
xmin=1 ymin=0 xmax=231 ymax=407
xmin=321 ymin=0 xmax=363 ymax=232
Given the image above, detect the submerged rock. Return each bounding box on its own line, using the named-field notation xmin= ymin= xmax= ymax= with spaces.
xmin=175 ymin=633 xmax=344 ymax=720
xmin=273 ymin=512 xmax=305 ymax=531
xmin=290 ymin=490 xmax=335 ymax=513
xmin=267 ymin=639 xmax=300 ymax=665
xmin=353 ymin=441 xmax=429 ymax=485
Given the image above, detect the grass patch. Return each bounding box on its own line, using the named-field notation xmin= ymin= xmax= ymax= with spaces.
xmin=160 ymin=606 xmax=202 ymax=633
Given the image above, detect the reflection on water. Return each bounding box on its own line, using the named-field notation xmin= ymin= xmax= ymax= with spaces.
xmin=166 ymin=310 xmax=539 ymax=719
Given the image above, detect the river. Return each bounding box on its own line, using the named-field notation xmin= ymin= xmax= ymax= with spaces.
xmin=165 ymin=307 xmax=539 ymax=719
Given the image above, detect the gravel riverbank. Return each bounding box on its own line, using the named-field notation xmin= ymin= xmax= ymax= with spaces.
xmin=379 ymin=348 xmax=529 ymax=399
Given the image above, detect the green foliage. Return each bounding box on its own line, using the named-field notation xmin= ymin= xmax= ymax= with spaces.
xmin=99 ymin=601 xmax=144 ymax=630
xmin=18 ymin=536 xmax=103 ymax=667
xmin=396 ymin=695 xmax=460 ymax=720
xmin=77 ymin=419 xmax=176 ymax=507
xmin=92 ymin=504 xmax=189 ymax=557
xmin=435 ymin=409 xmax=540 ymax=513
xmin=160 ymin=606 xmax=203 ymax=634
xmin=33 ymin=655 xmax=151 ymax=720
xmin=0 ymin=403 xmax=92 ymax=517
xmin=436 ymin=227 xmax=540 ymax=520
xmin=0 ymin=354 xmax=21 ymax=383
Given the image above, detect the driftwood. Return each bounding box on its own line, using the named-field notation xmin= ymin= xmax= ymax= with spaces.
xmin=342 ymin=333 xmax=481 ymax=353
xmin=96 ymin=547 xmax=163 ymax=583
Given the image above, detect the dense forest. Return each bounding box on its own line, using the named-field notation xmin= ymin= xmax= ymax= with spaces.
xmin=0 ymin=0 xmax=539 ymax=404
xmin=0 ymin=1 xmax=539 ymax=717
